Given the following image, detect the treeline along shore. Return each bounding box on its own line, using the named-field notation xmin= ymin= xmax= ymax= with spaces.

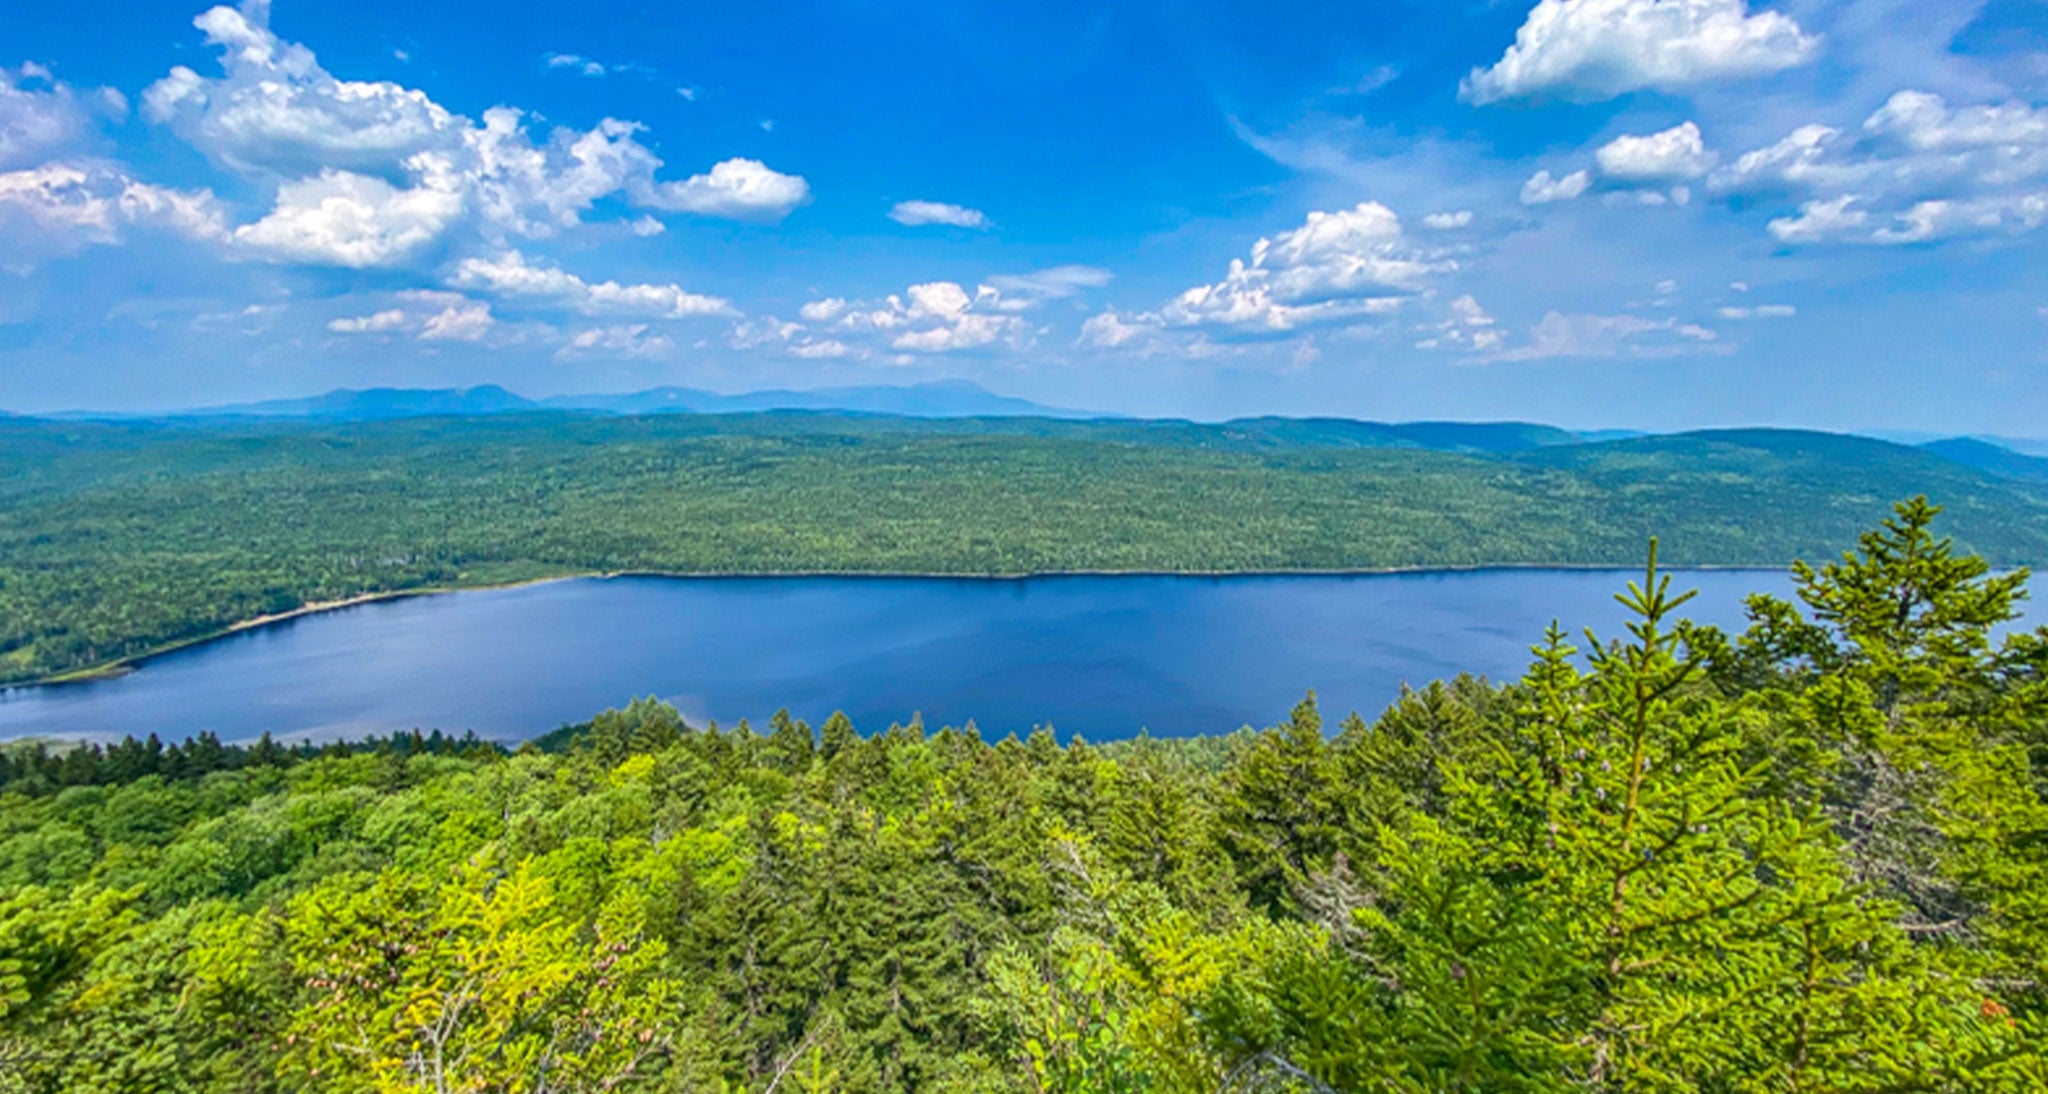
xmin=5 ymin=411 xmax=2048 ymax=687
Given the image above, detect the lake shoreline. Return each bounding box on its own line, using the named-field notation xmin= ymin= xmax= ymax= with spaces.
xmin=6 ymin=561 xmax=1792 ymax=693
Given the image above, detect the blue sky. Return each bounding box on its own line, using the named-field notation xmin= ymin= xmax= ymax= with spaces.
xmin=3 ymin=0 xmax=2045 ymax=430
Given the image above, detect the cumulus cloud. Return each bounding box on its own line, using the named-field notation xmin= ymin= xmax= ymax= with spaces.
xmin=726 ymin=317 xmax=871 ymax=362
xmin=1708 ymin=124 xmax=1864 ymax=193
xmin=558 ymin=323 xmax=673 ymax=359
xmin=636 ymin=157 xmax=811 ymax=220
xmin=233 ymin=168 xmax=462 ymax=266
xmin=144 ymin=3 xmax=464 ymax=175
xmin=805 ymin=267 xmax=1107 ymax=357
xmin=325 ymin=291 xmax=495 ymax=341
xmin=136 ymin=0 xmax=810 ymax=266
xmin=1720 ymin=90 xmax=2048 ymax=245
xmin=1415 ymin=294 xmax=1507 ymax=352
xmin=1595 ymin=121 xmax=1715 ymax=182
xmin=2 ymin=63 xmax=125 ymax=171
xmin=0 ymin=162 xmax=225 ymax=268
xmin=326 ymin=308 xmax=406 ymax=333
xmin=829 ymin=280 xmax=1031 ymax=354
xmin=1767 ymin=195 xmax=1868 ymax=243
xmin=1521 ymin=168 xmax=1592 ymax=204
xmin=1075 ymin=204 xmax=1451 ymax=355
xmin=1077 ymin=310 xmax=1154 ymax=350
xmin=1421 ymin=210 xmax=1474 ymax=229
xmin=1717 ymin=303 xmax=1796 ymax=318
xmin=798 ymin=297 xmax=848 ymax=323
xmin=452 ymin=250 xmax=734 ymax=318
xmin=1519 ymin=123 xmax=1716 ymax=210
xmin=887 ymin=200 xmax=990 ymax=229
xmin=1463 ymin=0 xmax=1818 ymax=104
xmin=789 ymin=338 xmax=849 ymax=359
xmin=1870 ymin=194 xmax=2048 ymax=244
xmin=418 ymin=297 xmax=494 ymax=341
xmin=729 ymin=315 xmax=802 ymax=349
xmin=1864 ymin=90 xmax=2048 ymax=152
xmin=1155 ymin=203 xmax=1451 ymax=334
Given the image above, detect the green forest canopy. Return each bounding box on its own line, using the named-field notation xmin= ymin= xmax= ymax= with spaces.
xmin=3 ymin=500 xmax=2047 ymax=1090
xmin=4 ymin=412 xmax=2048 ymax=686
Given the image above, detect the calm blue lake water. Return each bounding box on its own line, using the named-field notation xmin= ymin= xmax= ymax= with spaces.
xmin=0 ymin=570 xmax=1806 ymax=743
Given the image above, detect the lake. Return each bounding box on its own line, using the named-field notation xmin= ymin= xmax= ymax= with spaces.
xmin=0 ymin=570 xmax=1806 ymax=743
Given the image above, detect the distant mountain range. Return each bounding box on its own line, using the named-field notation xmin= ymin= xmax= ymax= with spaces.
xmin=17 ymin=381 xmax=2048 ymax=484
xmin=1918 ymin=437 xmax=2048 ymax=483
xmin=45 ymin=380 xmax=1099 ymax=423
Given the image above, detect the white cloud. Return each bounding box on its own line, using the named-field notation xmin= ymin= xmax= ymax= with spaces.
xmin=419 ymin=298 xmax=494 ymax=341
xmin=0 ymin=162 xmax=226 ymax=267
xmin=1421 ymin=210 xmax=1474 ymax=229
xmin=327 ymin=308 xmax=406 ymax=333
xmin=1521 ymin=168 xmax=1592 ymax=204
xmin=1485 ymin=310 xmax=1720 ymax=361
xmin=1078 ymin=310 xmax=1154 ymax=349
xmin=1708 ymin=124 xmax=1864 ymax=193
xmin=559 ymin=323 xmax=673 ymax=359
xmin=544 ymin=53 xmax=608 ymax=78
xmin=1463 ymin=0 xmax=1819 ymax=104
xmin=891 ymin=318 xmax=1012 ymax=353
xmin=888 ymin=200 xmax=990 ymax=229
xmin=981 ymin=265 xmax=1112 ymax=307
xmin=790 ymin=339 xmax=848 ymax=359
xmin=459 ymin=111 xmax=665 ymax=239
xmin=1761 ymin=186 xmax=2048 ymax=248
xmin=1717 ymin=303 xmax=1796 ymax=318
xmin=233 ymin=168 xmax=462 ymax=267
xmin=1416 ymin=294 xmax=1507 ymax=352
xmin=1595 ymin=121 xmax=1715 ymax=182
xmin=798 ymin=297 xmax=848 ymax=323
xmin=1864 ymin=90 xmax=2048 ymax=152
xmin=452 ymin=250 xmax=734 ymax=318
xmin=324 ymin=292 xmax=494 ymax=341
xmin=1157 ymin=203 xmax=1452 ymax=333
xmin=1 ymin=63 xmax=124 ymax=171
xmin=1716 ymin=91 xmax=2048 ymax=246
xmin=636 ymin=157 xmax=810 ymax=219
xmin=1521 ymin=123 xmax=1715 ymax=210
xmin=730 ymin=315 xmax=802 ymax=349
xmin=1767 ymin=195 xmax=1869 ymax=243
xmin=1871 ymin=193 xmax=2048 ymax=244
xmin=145 ymin=3 xmax=464 ymax=175
xmin=141 ymin=0 xmax=809 ymax=258
xmin=833 ymin=280 xmax=1031 ymax=354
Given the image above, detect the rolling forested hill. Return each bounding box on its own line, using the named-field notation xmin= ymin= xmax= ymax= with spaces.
xmin=2 ymin=411 xmax=2046 ymax=687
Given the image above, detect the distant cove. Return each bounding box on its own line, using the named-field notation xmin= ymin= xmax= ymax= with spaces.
xmin=0 ymin=569 xmax=1815 ymax=744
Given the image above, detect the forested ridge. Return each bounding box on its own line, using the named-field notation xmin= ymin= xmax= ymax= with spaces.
xmin=5 ymin=413 xmax=2048 ymax=687
xmin=4 ymin=501 xmax=2048 ymax=1090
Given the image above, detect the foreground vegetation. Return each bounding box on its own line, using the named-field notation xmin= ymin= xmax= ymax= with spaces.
xmin=5 ymin=413 xmax=2048 ymax=686
xmin=3 ymin=500 xmax=2046 ymax=1090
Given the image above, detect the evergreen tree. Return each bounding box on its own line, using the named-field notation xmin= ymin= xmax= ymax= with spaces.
xmin=1218 ymin=692 xmax=1337 ymax=914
